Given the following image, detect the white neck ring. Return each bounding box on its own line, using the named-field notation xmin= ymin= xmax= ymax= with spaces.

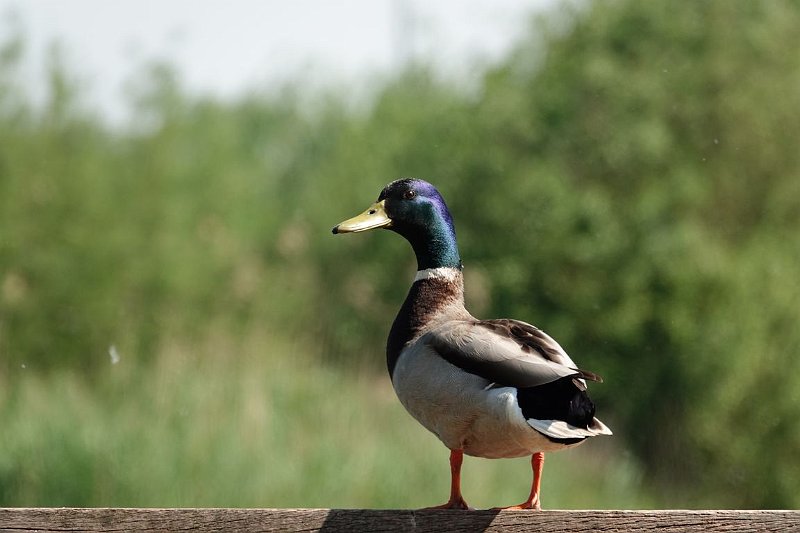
xmin=414 ymin=267 xmax=460 ymax=283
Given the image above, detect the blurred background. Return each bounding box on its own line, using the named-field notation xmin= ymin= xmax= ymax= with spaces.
xmin=1 ymin=0 xmax=799 ymax=509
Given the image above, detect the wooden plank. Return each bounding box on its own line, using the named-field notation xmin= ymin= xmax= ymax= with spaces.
xmin=1 ymin=508 xmax=798 ymax=533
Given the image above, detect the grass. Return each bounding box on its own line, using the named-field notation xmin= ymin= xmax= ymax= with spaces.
xmin=0 ymin=330 xmax=652 ymax=509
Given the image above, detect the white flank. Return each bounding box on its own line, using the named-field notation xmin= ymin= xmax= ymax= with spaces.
xmin=414 ymin=267 xmax=460 ymax=283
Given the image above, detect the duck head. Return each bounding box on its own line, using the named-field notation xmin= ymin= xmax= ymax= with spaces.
xmin=332 ymin=178 xmax=462 ymax=270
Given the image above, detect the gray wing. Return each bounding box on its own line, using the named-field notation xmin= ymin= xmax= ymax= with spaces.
xmin=421 ymin=318 xmax=602 ymax=388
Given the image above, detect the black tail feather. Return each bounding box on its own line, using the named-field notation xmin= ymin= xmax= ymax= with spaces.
xmin=516 ymin=376 xmax=597 ymax=429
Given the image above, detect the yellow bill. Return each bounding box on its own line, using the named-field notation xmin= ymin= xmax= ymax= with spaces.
xmin=332 ymin=200 xmax=392 ymax=234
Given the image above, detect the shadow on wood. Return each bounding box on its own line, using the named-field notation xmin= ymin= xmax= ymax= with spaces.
xmin=1 ymin=508 xmax=799 ymax=532
xmin=319 ymin=509 xmax=501 ymax=531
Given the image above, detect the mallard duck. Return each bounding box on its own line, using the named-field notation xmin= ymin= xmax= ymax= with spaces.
xmin=332 ymin=178 xmax=611 ymax=510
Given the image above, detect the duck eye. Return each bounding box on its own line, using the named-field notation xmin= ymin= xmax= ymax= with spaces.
xmin=403 ymin=190 xmax=416 ymax=200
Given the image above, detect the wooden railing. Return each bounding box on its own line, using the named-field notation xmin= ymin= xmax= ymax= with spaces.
xmin=1 ymin=508 xmax=798 ymax=532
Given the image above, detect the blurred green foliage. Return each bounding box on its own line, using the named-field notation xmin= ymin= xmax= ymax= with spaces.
xmin=0 ymin=336 xmax=647 ymax=508
xmin=2 ymin=0 xmax=800 ymax=508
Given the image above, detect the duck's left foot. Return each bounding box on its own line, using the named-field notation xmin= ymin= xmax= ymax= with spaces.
xmin=422 ymin=496 xmax=473 ymax=510
xmin=491 ymin=498 xmax=541 ymax=511
xmin=492 ymin=452 xmax=544 ymax=510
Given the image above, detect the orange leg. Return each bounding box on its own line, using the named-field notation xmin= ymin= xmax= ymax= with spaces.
xmin=495 ymin=452 xmax=545 ymax=510
xmin=423 ymin=449 xmax=471 ymax=510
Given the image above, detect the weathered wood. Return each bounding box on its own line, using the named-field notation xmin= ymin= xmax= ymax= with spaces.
xmin=1 ymin=508 xmax=798 ymax=532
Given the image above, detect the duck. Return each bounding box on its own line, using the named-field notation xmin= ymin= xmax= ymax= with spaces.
xmin=332 ymin=178 xmax=611 ymax=510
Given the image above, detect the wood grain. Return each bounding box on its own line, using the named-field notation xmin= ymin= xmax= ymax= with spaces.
xmin=1 ymin=508 xmax=798 ymax=532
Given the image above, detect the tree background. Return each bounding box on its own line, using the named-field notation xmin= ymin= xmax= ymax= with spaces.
xmin=1 ymin=0 xmax=799 ymax=508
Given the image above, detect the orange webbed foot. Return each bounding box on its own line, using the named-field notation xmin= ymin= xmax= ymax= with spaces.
xmin=422 ymin=496 xmax=473 ymax=510
xmin=421 ymin=449 xmax=474 ymax=510
xmin=492 ymin=452 xmax=544 ymax=511
xmin=491 ymin=497 xmax=541 ymax=511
